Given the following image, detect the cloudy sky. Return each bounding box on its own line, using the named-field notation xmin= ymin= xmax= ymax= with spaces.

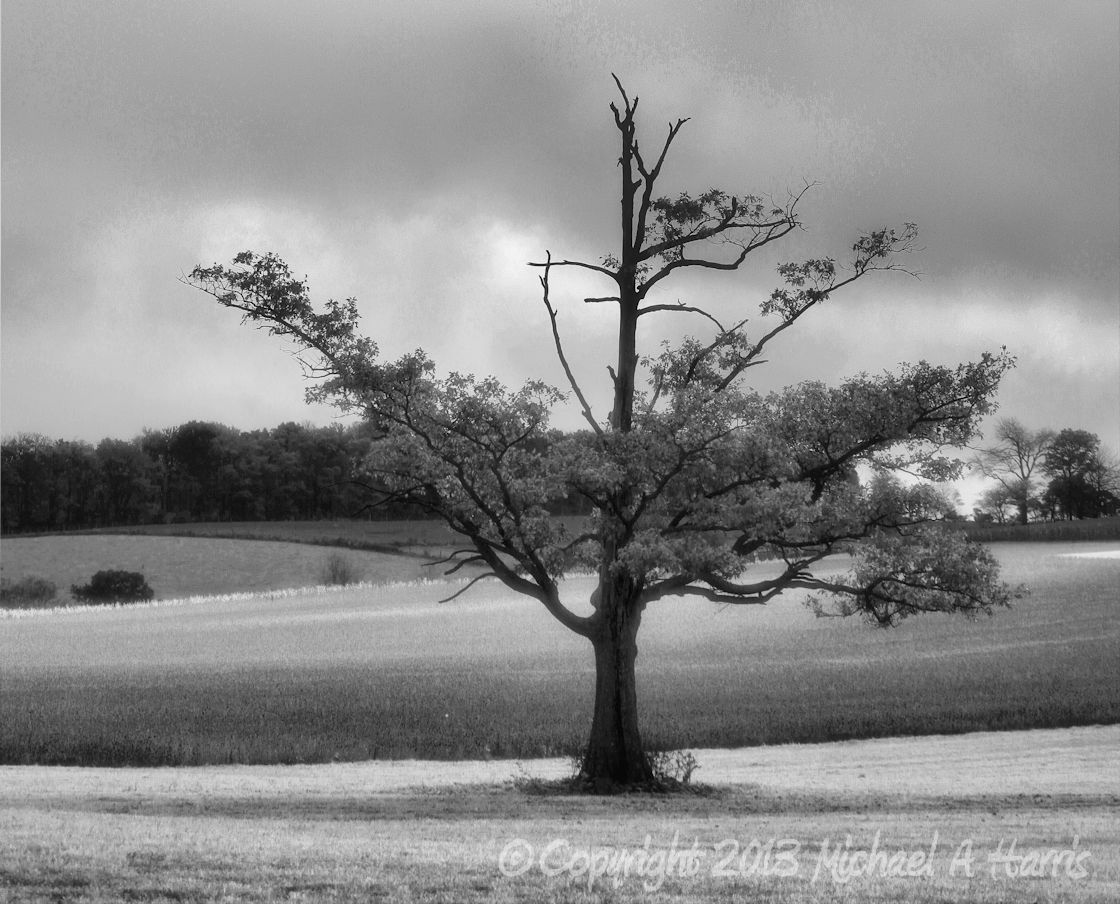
xmin=3 ymin=1 xmax=1118 ymax=503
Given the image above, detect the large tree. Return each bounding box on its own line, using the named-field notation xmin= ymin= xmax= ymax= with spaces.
xmin=973 ymin=417 xmax=1054 ymax=524
xmin=185 ymin=80 xmax=1014 ymax=789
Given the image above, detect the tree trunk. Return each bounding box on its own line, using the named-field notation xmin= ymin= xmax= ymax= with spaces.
xmin=581 ymin=577 xmax=653 ymax=790
xmin=578 ymin=86 xmax=654 ymax=791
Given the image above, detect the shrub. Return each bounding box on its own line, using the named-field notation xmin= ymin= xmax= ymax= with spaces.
xmin=319 ymin=552 xmax=361 ymax=586
xmin=0 ymin=575 xmax=59 ymax=609
xmin=515 ymin=748 xmax=707 ymax=795
xmin=71 ymin=570 xmax=154 ymax=604
xmin=648 ymin=749 xmax=701 ymax=787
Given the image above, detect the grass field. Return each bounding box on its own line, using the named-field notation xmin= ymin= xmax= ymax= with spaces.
xmin=2 ymin=727 xmax=1116 ymax=902
xmin=82 ymin=517 xmax=472 ymax=554
xmin=1 ymin=534 xmax=1117 ymax=902
xmin=0 ymin=533 xmax=451 ymax=603
xmin=1 ymin=541 xmax=1117 ymax=766
xmin=961 ymin=517 xmax=1120 ymax=544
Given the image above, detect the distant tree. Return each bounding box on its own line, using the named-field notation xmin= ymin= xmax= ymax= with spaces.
xmin=0 ymin=435 xmax=101 ymax=531
xmin=139 ymin=427 xmax=177 ymax=519
xmin=0 ymin=434 xmax=55 ymax=531
xmin=1084 ymin=451 xmax=1120 ymax=517
xmin=975 ymin=484 xmax=1017 ymax=524
xmin=167 ymin=421 xmax=226 ymax=519
xmin=96 ymin=438 xmax=156 ymax=525
xmin=185 ymin=79 xmax=1015 ymax=789
xmin=973 ymin=417 xmax=1053 ymax=524
xmin=55 ymin=440 xmax=100 ymax=529
xmin=1042 ymin=429 xmax=1117 ymax=519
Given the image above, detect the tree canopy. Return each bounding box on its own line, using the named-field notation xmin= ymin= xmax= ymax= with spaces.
xmin=185 ymin=79 xmax=1016 ymax=789
xmin=973 ymin=418 xmax=1054 ymax=524
xmin=1041 ymin=429 xmax=1120 ymax=520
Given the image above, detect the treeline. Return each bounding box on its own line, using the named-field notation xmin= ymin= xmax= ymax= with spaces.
xmin=1 ymin=419 xmax=593 ymax=535
xmin=973 ymin=422 xmax=1119 ymax=524
xmin=1 ymin=421 xmax=387 ymax=533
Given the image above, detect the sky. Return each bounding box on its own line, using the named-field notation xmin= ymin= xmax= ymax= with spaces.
xmin=3 ymin=0 xmax=1118 ymax=509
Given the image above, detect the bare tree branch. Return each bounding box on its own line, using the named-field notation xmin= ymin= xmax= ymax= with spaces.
xmin=527 ymin=258 xmax=618 ymax=281
xmin=537 ymin=252 xmax=604 ymax=437
xmin=633 ymin=117 xmax=690 ymax=248
xmin=438 ymin=571 xmax=500 ymax=603
xmin=636 ymin=302 xmax=727 ymax=331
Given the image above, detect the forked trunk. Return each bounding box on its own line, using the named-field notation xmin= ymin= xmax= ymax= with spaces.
xmin=581 ymin=578 xmax=653 ymax=790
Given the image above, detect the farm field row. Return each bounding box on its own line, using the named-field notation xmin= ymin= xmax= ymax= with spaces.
xmin=2 ymin=542 xmax=1117 ymax=765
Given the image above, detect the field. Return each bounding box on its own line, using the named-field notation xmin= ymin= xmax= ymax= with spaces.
xmin=0 ymin=533 xmax=453 ymax=604
xmin=960 ymin=516 xmax=1120 ymax=544
xmin=1 ymin=727 xmax=1116 ymax=902
xmin=71 ymin=511 xmax=1120 ymax=547
xmin=1 ymin=539 xmax=1117 ymax=765
xmin=81 ymin=517 xmax=474 ymax=556
xmin=1 ymin=534 xmax=1117 ymax=902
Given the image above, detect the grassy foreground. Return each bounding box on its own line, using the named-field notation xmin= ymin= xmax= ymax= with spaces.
xmin=1 ymin=727 xmax=1117 ymax=903
xmin=1 ymin=542 xmax=1117 ymax=766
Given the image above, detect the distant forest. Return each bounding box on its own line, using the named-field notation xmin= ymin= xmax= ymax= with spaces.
xmin=0 ymin=420 xmax=587 ymax=534
xmin=1 ymin=421 xmax=382 ymax=533
xmin=2 ymin=421 xmax=595 ymax=533
xmin=2 ymin=420 xmax=598 ymax=534
xmin=3 ymin=418 xmax=1116 ymax=535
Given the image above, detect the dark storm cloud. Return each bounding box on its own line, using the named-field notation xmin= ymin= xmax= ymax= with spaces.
xmin=2 ymin=0 xmax=1117 ymax=464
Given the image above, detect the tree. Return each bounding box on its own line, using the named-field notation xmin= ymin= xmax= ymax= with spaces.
xmin=1083 ymin=451 xmax=1120 ymax=517
xmin=973 ymin=417 xmax=1053 ymax=524
xmin=1 ymin=434 xmax=56 ymax=531
xmin=96 ymin=438 xmax=157 ymax=525
xmin=975 ymin=484 xmax=1017 ymax=524
xmin=1041 ymin=429 xmax=1116 ymax=520
xmin=184 ymin=79 xmax=1015 ymax=789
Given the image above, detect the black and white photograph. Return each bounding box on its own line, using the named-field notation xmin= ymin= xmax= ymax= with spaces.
xmin=2 ymin=1 xmax=1118 ymax=901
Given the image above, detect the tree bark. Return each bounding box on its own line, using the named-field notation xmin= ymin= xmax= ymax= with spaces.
xmin=580 ymin=572 xmax=653 ymax=790
xmin=578 ymin=85 xmax=653 ymax=790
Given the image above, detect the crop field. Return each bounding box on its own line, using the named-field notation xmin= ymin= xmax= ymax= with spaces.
xmin=81 ymin=516 xmax=591 ymax=557
xmin=1 ymin=540 xmax=1117 ymax=766
xmin=0 ymin=533 xmax=448 ymax=603
xmin=1 ymin=538 xmax=1118 ymax=902
xmin=83 ymin=517 xmax=466 ymax=553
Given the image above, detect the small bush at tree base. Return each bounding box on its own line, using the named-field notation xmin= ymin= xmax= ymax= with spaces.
xmin=71 ymin=570 xmax=154 ymax=604
xmin=0 ymin=576 xmax=58 ymax=609
xmin=515 ymin=748 xmax=708 ymax=796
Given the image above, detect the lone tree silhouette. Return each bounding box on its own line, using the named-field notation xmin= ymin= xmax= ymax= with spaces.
xmin=186 ymin=78 xmax=1015 ymax=790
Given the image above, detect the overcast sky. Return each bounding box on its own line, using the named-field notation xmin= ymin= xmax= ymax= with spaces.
xmin=3 ymin=1 xmax=1118 ymax=504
